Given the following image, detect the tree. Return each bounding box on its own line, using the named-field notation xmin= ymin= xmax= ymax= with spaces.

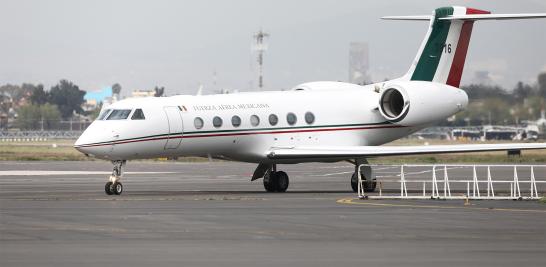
xmin=48 ymin=80 xmax=86 ymax=119
xmin=513 ymin=81 xmax=534 ymax=102
xmin=29 ymin=84 xmax=48 ymax=105
xmin=461 ymin=84 xmax=511 ymax=102
xmin=16 ymin=104 xmax=61 ymax=130
xmin=538 ymin=72 xmax=546 ymax=99
xmin=88 ymin=104 xmax=102 ymax=120
xmin=112 ymin=83 xmax=122 ymax=95
xmin=0 ymin=84 xmax=33 ymax=103
xmin=154 ymin=86 xmax=165 ymax=97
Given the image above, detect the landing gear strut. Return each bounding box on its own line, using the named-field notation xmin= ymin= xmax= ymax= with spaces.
xmin=351 ymin=159 xmax=376 ymax=193
xmin=263 ymin=165 xmax=289 ymax=192
xmin=105 ymin=160 xmax=125 ymax=195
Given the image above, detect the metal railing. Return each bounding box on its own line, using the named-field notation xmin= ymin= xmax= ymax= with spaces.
xmin=357 ymin=164 xmax=545 ymax=200
xmin=0 ymin=131 xmax=82 ymax=140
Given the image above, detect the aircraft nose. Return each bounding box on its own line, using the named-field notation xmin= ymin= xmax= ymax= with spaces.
xmin=74 ymin=130 xmax=92 ymax=154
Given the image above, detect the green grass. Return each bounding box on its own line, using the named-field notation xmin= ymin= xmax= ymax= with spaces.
xmin=0 ymin=138 xmax=545 ymax=163
xmin=0 ymin=140 xmax=89 ymax=161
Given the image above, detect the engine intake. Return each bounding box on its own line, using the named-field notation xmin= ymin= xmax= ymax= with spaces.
xmin=379 ymin=87 xmax=409 ymax=122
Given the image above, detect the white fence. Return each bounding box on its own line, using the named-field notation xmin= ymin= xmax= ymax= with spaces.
xmin=357 ymin=164 xmax=545 ymax=200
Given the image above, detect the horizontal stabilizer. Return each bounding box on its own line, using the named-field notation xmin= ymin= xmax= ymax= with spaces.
xmin=381 ymin=15 xmax=432 ymax=21
xmin=439 ymin=13 xmax=546 ymax=20
xmin=267 ymin=143 xmax=546 ymax=160
xmin=382 ymin=13 xmax=546 ymax=22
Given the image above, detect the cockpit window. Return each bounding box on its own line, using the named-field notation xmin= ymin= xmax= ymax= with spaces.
xmin=131 ymin=109 xmax=145 ymax=120
xmin=106 ymin=109 xmax=132 ymax=120
xmin=97 ymin=109 xmax=111 ymax=120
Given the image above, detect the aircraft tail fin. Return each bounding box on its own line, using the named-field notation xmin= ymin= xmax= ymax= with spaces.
xmin=384 ymin=7 xmax=546 ymax=88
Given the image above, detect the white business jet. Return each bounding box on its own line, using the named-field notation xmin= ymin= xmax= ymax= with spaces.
xmin=75 ymin=6 xmax=546 ymax=195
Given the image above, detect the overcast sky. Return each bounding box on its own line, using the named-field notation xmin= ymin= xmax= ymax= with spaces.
xmin=1 ymin=0 xmax=545 ymax=96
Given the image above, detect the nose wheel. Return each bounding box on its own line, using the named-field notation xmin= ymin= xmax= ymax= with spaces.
xmin=105 ymin=160 xmax=125 ymax=195
xmin=105 ymin=181 xmax=123 ymax=195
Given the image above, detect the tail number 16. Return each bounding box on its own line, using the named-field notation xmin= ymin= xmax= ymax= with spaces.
xmin=443 ymin=43 xmax=452 ymax=54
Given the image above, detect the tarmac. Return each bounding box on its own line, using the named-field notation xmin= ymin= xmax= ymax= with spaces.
xmin=1 ymin=161 xmax=545 ymax=267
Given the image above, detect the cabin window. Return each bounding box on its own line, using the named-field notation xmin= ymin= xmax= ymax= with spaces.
xmin=231 ymin=115 xmax=241 ymax=127
xmin=106 ymin=109 xmax=132 ymax=120
xmin=97 ymin=109 xmax=111 ymax=120
xmin=250 ymin=115 xmax=260 ymax=126
xmin=131 ymin=109 xmax=146 ymax=120
xmin=194 ymin=117 xmax=204 ymax=129
xmin=268 ymin=114 xmax=278 ymax=126
xmin=286 ymin=112 xmax=297 ymax=125
xmin=304 ymin=112 xmax=315 ymax=124
xmin=213 ymin=116 xmax=223 ymax=128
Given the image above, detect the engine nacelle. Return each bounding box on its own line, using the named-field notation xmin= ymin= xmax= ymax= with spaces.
xmin=378 ymin=81 xmax=468 ymax=126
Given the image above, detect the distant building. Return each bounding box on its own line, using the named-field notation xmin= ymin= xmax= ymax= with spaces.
xmin=84 ymin=86 xmax=114 ymax=110
xmin=473 ymin=71 xmax=493 ymax=85
xmin=84 ymin=87 xmax=112 ymax=103
xmin=131 ymin=90 xmax=155 ymax=98
xmin=349 ymin=42 xmax=370 ymax=85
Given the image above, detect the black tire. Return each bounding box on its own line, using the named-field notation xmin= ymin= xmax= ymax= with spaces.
xmin=364 ymin=179 xmax=377 ymax=193
xmin=351 ymin=172 xmax=358 ymax=192
xmin=351 ymin=172 xmax=377 ymax=193
xmin=275 ymin=171 xmax=289 ymax=192
xmin=105 ymin=182 xmax=114 ymax=195
xmin=263 ymin=172 xmax=277 ymax=192
xmin=112 ymin=182 xmax=123 ymax=195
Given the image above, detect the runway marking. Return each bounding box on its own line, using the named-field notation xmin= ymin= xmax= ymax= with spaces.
xmin=311 ymin=171 xmax=353 ymax=177
xmin=0 ymin=171 xmax=176 ymax=176
xmin=336 ymin=197 xmax=546 ymax=213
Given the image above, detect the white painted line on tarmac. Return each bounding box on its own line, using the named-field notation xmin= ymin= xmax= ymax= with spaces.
xmin=311 ymin=171 xmax=354 ymax=177
xmin=0 ymin=171 xmax=176 ymax=176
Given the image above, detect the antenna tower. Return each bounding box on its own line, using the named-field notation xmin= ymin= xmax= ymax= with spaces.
xmin=252 ymin=30 xmax=269 ymax=90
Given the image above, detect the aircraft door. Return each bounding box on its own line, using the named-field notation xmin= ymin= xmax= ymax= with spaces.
xmin=163 ymin=106 xmax=184 ymax=149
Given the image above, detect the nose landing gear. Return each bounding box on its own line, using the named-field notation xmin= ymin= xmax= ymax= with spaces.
xmin=105 ymin=160 xmax=125 ymax=195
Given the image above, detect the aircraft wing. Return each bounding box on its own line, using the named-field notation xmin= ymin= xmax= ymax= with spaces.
xmin=267 ymin=143 xmax=546 ymax=160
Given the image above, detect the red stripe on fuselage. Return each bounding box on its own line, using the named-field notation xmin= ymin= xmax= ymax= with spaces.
xmin=76 ymin=124 xmax=408 ymax=148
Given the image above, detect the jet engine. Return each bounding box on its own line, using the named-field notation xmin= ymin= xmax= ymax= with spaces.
xmin=377 ymin=81 xmax=468 ymax=126
xmin=378 ymin=86 xmax=409 ymax=122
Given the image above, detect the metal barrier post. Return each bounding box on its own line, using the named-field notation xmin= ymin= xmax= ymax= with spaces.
xmin=357 ymin=164 xmax=363 ymax=198
xmin=513 ymin=166 xmax=521 ymax=198
xmin=472 ymin=166 xmax=480 ymax=197
xmin=432 ymin=165 xmax=439 ymax=198
xmin=400 ymin=165 xmax=407 ymax=197
xmin=530 ymin=166 xmax=538 ymax=198
xmin=487 ymin=166 xmax=495 ymax=198
xmin=443 ymin=165 xmax=451 ymax=198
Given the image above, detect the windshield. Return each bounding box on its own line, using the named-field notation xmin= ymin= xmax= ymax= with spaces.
xmin=106 ymin=109 xmax=132 ymax=120
xmin=131 ymin=109 xmax=145 ymax=120
xmin=97 ymin=109 xmax=111 ymax=120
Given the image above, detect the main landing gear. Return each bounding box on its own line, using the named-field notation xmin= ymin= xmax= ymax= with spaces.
xmin=105 ymin=160 xmax=125 ymax=195
xmin=350 ymin=159 xmax=376 ymax=193
xmin=263 ymin=165 xmax=289 ymax=192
